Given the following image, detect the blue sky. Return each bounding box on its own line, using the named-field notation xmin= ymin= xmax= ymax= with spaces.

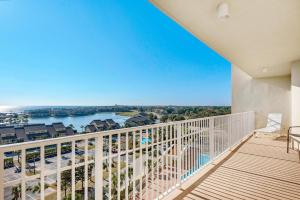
xmin=0 ymin=0 xmax=231 ymax=106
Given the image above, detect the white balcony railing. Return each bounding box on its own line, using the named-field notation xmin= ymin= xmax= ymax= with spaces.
xmin=0 ymin=111 xmax=255 ymax=200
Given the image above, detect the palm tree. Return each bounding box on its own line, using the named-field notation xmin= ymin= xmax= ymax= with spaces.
xmin=32 ymin=182 xmax=49 ymax=194
xmin=16 ymin=151 xmax=21 ymax=165
xmin=88 ymin=164 xmax=94 ymax=183
xmin=112 ymin=174 xmax=118 ymax=187
xmin=28 ymin=152 xmax=39 ymax=175
xmin=111 ymin=174 xmax=118 ymax=199
xmin=120 ymin=173 xmax=126 ymax=185
xmin=61 ymin=170 xmax=72 ymax=198
xmin=75 ymin=166 xmax=85 ymax=192
xmin=33 ymin=158 xmax=36 ymax=175
xmin=147 ymin=159 xmax=152 ymax=173
xmin=11 ymin=184 xmax=21 ymax=200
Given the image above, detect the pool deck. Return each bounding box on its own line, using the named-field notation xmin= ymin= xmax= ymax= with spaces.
xmin=165 ymin=136 xmax=300 ymax=200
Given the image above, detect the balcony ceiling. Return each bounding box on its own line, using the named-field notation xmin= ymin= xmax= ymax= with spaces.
xmin=150 ymin=0 xmax=300 ymax=78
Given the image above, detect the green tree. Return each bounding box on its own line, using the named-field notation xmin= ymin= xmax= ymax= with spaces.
xmin=61 ymin=170 xmax=72 ymax=198
xmin=75 ymin=166 xmax=85 ymax=192
xmin=128 ymin=167 xmax=133 ymax=178
xmin=31 ymin=182 xmax=49 ymax=194
xmin=16 ymin=151 xmax=21 ymax=165
xmin=11 ymin=184 xmax=21 ymax=200
xmin=111 ymin=173 xmax=118 ymax=199
xmin=160 ymin=115 xmax=168 ymax=123
xmin=88 ymin=164 xmax=94 ymax=183
xmin=120 ymin=173 xmax=125 ymax=185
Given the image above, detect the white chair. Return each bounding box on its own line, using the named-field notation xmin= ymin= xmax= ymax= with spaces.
xmin=255 ymin=113 xmax=282 ymax=136
xmin=287 ymin=126 xmax=300 ymax=161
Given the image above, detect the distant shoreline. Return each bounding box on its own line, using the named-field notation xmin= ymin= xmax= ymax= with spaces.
xmin=27 ymin=111 xmax=127 ymax=119
xmin=27 ymin=112 xmax=129 ymax=131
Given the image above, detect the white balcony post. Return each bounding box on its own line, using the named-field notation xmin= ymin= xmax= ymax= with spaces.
xmin=21 ymin=149 xmax=26 ymax=200
xmin=228 ymin=115 xmax=232 ymax=147
xmin=40 ymin=145 xmax=45 ymax=200
xmin=176 ymin=122 xmax=182 ymax=186
xmin=139 ymin=130 xmax=143 ymax=199
xmin=209 ymin=117 xmax=215 ymax=159
xmin=117 ymin=133 xmax=121 ymax=200
xmin=108 ymin=134 xmax=112 ymax=200
xmin=252 ymin=111 xmax=256 ymax=131
xmin=0 ymin=150 xmax=3 ymax=200
xmin=71 ymin=141 xmax=75 ymax=200
xmin=84 ymin=139 xmax=89 ymax=200
xmin=145 ymin=129 xmax=149 ymax=199
xmin=150 ymin=128 xmax=154 ymax=200
xmin=95 ymin=135 xmax=103 ymax=200
xmin=133 ymin=132 xmax=136 ymax=200
xmin=57 ymin=143 xmax=61 ymax=200
xmin=125 ymin=132 xmax=129 ymax=200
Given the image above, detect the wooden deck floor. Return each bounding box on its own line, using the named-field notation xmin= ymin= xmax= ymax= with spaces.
xmin=175 ymin=136 xmax=300 ymax=200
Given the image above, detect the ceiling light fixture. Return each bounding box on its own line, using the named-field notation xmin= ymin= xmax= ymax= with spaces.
xmin=217 ymin=2 xmax=230 ymax=19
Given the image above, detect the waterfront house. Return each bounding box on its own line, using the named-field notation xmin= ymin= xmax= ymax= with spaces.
xmin=90 ymin=120 xmax=109 ymax=131
xmin=47 ymin=123 xmax=76 ymax=138
xmin=0 ymin=126 xmax=18 ymax=144
xmin=85 ymin=124 xmax=98 ymax=133
xmin=0 ymin=123 xmax=75 ymax=144
xmin=15 ymin=127 xmax=26 ymax=143
xmin=125 ymin=114 xmax=153 ymax=127
xmin=24 ymin=124 xmax=52 ymax=141
xmin=52 ymin=122 xmax=66 ymax=132
xmin=86 ymin=119 xmax=120 ymax=133
xmin=105 ymin=119 xmax=121 ymax=129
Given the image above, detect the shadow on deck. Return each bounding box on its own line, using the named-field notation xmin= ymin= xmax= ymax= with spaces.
xmin=172 ymin=136 xmax=300 ymax=200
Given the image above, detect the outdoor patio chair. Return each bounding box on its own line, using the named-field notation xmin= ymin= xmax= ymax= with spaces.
xmin=287 ymin=126 xmax=300 ymax=161
xmin=254 ymin=113 xmax=282 ymax=136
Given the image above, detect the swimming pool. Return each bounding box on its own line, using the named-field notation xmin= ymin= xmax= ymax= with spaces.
xmin=198 ymin=154 xmax=210 ymax=165
xmin=141 ymin=137 xmax=152 ymax=144
xmin=183 ymin=154 xmax=210 ymax=179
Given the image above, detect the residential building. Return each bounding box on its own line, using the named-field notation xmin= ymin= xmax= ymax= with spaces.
xmin=105 ymin=119 xmax=121 ymax=129
xmin=85 ymin=119 xmax=120 ymax=133
xmin=0 ymin=123 xmax=76 ymax=144
xmin=47 ymin=122 xmax=75 ymax=138
xmin=90 ymin=120 xmax=109 ymax=131
xmin=0 ymin=126 xmax=19 ymax=144
xmin=85 ymin=124 xmax=98 ymax=133
xmin=125 ymin=114 xmax=153 ymax=127
xmin=24 ymin=124 xmax=51 ymax=141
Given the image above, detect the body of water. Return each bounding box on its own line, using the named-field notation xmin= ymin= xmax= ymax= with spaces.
xmin=28 ymin=113 xmax=129 ymax=131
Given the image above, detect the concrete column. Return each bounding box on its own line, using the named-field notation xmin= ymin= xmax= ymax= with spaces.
xmin=291 ymin=60 xmax=300 ymax=126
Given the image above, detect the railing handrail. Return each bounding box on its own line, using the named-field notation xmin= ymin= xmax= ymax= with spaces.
xmin=0 ymin=111 xmax=255 ymax=200
xmin=0 ymin=111 xmax=253 ymax=151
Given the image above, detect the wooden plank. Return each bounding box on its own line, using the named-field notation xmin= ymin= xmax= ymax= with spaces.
xmin=172 ymin=136 xmax=300 ymax=200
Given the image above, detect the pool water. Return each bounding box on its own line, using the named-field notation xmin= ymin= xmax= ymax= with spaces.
xmin=198 ymin=154 xmax=210 ymax=165
xmin=183 ymin=154 xmax=210 ymax=179
xmin=141 ymin=137 xmax=152 ymax=144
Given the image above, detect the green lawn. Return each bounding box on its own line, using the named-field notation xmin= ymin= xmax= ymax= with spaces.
xmin=116 ymin=111 xmax=139 ymax=117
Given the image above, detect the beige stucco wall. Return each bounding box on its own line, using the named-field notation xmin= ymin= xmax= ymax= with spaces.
xmin=232 ymin=65 xmax=291 ymax=134
xmin=291 ymin=61 xmax=300 ymax=126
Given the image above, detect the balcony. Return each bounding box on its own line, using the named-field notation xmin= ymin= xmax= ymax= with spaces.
xmin=1 ymin=0 xmax=299 ymax=199
xmin=166 ymin=134 xmax=300 ymax=200
xmin=0 ymin=112 xmax=255 ymax=200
